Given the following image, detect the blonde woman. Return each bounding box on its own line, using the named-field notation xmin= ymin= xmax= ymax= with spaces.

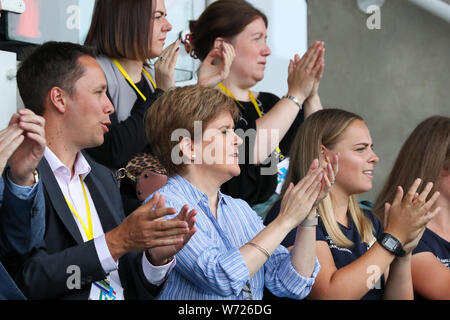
xmin=265 ymin=109 xmax=440 ymax=300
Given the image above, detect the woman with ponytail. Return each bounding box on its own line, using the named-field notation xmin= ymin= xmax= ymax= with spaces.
xmin=265 ymin=109 xmax=440 ymax=300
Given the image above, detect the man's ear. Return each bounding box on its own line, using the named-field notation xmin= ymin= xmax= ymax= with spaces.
xmin=49 ymin=86 xmax=68 ymax=114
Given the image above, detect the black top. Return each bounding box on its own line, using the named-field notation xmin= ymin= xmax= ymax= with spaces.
xmin=413 ymin=228 xmax=450 ymax=267
xmin=264 ymin=200 xmax=385 ymax=300
xmin=220 ymin=92 xmax=304 ymax=206
xmin=412 ymin=228 xmax=450 ymax=300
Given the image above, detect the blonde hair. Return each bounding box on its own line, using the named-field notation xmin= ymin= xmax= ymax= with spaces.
xmin=283 ymin=109 xmax=375 ymax=248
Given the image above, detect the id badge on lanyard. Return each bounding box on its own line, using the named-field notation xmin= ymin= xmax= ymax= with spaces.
xmin=65 ymin=177 xmax=125 ymax=300
xmin=89 ymin=278 xmax=124 ymax=300
xmin=276 ymin=157 xmax=290 ymax=194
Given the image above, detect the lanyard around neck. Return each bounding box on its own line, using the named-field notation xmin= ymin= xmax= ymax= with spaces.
xmin=218 ymin=83 xmax=284 ymax=160
xmin=112 ymin=58 xmax=156 ymax=101
xmin=218 ymin=83 xmax=246 ymax=110
xmin=218 ymin=83 xmax=263 ymax=118
xmin=64 ymin=176 xmax=93 ymax=241
xmin=248 ymin=91 xmax=263 ymax=118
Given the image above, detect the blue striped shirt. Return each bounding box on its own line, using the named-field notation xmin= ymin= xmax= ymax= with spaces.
xmin=145 ymin=175 xmax=320 ymax=300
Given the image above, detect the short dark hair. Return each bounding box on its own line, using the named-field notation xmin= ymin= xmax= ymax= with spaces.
xmin=84 ymin=0 xmax=155 ymax=61
xmin=189 ymin=0 xmax=268 ymax=61
xmin=17 ymin=41 xmax=94 ymax=116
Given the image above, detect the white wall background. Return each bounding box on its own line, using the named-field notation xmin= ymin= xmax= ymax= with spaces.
xmin=246 ymin=0 xmax=308 ymax=98
xmin=308 ymin=0 xmax=450 ymax=202
xmin=0 ymin=50 xmax=17 ymax=129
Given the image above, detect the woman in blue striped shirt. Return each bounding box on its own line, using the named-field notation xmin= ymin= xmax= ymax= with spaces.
xmin=144 ymin=85 xmax=336 ymax=300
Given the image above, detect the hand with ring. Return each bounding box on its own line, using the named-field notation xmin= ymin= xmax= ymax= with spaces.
xmin=154 ymin=39 xmax=181 ymax=91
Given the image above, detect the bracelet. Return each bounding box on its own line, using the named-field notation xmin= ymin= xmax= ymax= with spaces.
xmin=300 ymin=208 xmax=319 ymax=227
xmin=247 ymin=242 xmax=270 ymax=259
xmin=283 ymin=95 xmax=302 ymax=110
xmin=300 ymin=218 xmax=318 ymax=227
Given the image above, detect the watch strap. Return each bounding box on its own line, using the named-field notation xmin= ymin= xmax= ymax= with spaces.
xmin=377 ymin=233 xmax=406 ymax=257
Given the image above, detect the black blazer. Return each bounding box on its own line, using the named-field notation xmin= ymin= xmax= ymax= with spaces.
xmin=15 ymin=153 xmax=162 ymax=300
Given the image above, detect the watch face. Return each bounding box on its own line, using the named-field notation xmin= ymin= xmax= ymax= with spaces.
xmin=379 ymin=233 xmax=404 ymax=256
xmin=384 ymin=237 xmax=398 ymax=250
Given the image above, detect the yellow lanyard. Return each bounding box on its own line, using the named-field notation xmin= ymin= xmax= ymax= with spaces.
xmin=64 ymin=176 xmax=93 ymax=241
xmin=218 ymin=83 xmax=284 ymax=160
xmin=218 ymin=83 xmax=246 ymax=110
xmin=112 ymin=59 xmax=156 ymax=102
xmin=248 ymin=91 xmax=264 ymax=118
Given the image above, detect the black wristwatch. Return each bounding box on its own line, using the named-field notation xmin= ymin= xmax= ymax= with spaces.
xmin=377 ymin=233 xmax=406 ymax=257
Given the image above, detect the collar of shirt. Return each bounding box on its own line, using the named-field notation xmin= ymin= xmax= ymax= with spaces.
xmin=166 ymin=174 xmax=229 ymax=208
xmin=44 ymin=148 xmax=91 ymax=184
xmin=165 ymin=175 xmax=236 ymax=249
xmin=43 ymin=147 xmax=102 ymax=242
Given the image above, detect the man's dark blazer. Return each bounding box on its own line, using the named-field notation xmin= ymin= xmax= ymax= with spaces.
xmin=15 ymin=153 xmax=162 ymax=300
xmin=0 ymin=173 xmax=45 ymax=300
